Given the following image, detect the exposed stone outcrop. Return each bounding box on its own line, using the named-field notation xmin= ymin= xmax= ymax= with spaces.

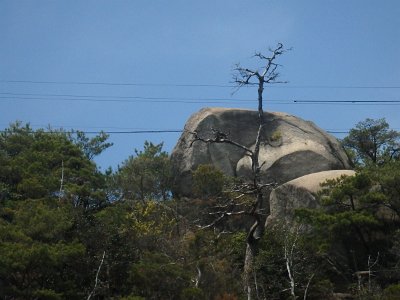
xmin=266 ymin=170 xmax=356 ymax=227
xmin=171 ymin=107 xmax=352 ymax=196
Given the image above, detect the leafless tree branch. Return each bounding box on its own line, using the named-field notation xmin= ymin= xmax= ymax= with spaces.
xmin=189 ymin=129 xmax=254 ymax=156
xmin=233 ymin=43 xmax=290 ymax=88
xmin=189 ymin=43 xmax=288 ymax=300
xmin=284 ymin=227 xmax=300 ymax=300
xmin=87 ymin=251 xmax=106 ymax=300
xmin=303 ymin=273 xmax=315 ymax=300
xmin=59 ymin=160 xmax=64 ymax=201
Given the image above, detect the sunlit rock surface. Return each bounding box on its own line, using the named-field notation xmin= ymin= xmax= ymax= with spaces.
xmin=171 ymin=107 xmax=352 ymax=197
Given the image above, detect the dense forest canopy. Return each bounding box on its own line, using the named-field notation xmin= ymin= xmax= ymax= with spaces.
xmin=0 ymin=119 xmax=399 ymax=299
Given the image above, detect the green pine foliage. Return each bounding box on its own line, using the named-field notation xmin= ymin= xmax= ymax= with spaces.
xmin=192 ymin=164 xmax=226 ymax=199
xmin=342 ymin=118 xmax=399 ymax=166
xmin=112 ymin=141 xmax=173 ymax=202
xmin=1 ymin=119 xmax=400 ymax=299
xmin=295 ymin=153 xmax=400 ymax=296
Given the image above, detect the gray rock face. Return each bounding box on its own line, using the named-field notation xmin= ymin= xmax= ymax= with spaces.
xmin=266 ymin=170 xmax=356 ymax=227
xmin=171 ymin=107 xmax=352 ymax=196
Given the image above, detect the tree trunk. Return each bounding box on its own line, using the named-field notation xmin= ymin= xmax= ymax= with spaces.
xmin=243 ymin=75 xmax=268 ymax=300
xmin=244 ymin=239 xmax=258 ymax=300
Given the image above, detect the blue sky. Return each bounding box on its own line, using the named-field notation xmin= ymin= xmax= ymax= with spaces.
xmin=1 ymin=1 xmax=399 ymax=170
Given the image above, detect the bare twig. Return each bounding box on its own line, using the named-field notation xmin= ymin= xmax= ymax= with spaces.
xmin=59 ymin=160 xmax=64 ymax=201
xmin=87 ymin=251 xmax=106 ymax=300
xmin=367 ymin=252 xmax=379 ymax=292
xmin=303 ymin=273 xmax=315 ymax=300
xmin=233 ymin=43 xmax=289 ymax=89
xmin=192 ymin=264 xmax=202 ymax=288
xmin=284 ymin=226 xmax=301 ymax=299
xmin=189 ymin=129 xmax=254 ymax=155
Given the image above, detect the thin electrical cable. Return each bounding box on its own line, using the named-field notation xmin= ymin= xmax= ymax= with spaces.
xmin=2 ymin=92 xmax=400 ymax=103
xmin=0 ymin=92 xmax=248 ymax=100
xmin=0 ymin=129 xmax=184 ymax=134
xmin=0 ymin=96 xmax=258 ymax=104
xmin=0 ymin=95 xmax=256 ymax=103
xmin=2 ymin=80 xmax=400 ymax=89
xmin=2 ymin=129 xmax=349 ymax=135
xmin=0 ymin=80 xmax=234 ymax=88
xmin=1 ymin=95 xmax=400 ymax=105
xmin=294 ymin=100 xmax=400 ymax=103
xmin=2 ymin=127 xmax=397 ymax=135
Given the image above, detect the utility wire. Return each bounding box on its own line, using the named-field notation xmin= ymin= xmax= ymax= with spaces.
xmin=0 ymin=80 xmax=233 ymax=88
xmin=80 ymin=130 xmax=183 ymax=134
xmin=2 ymin=125 xmax=398 ymax=135
xmin=2 ymin=123 xmax=398 ymax=135
xmin=0 ymin=92 xmax=249 ymax=101
xmin=294 ymin=100 xmax=400 ymax=103
xmin=0 ymin=129 xmax=184 ymax=134
xmin=1 ymin=94 xmax=400 ymax=105
xmin=2 ymin=92 xmax=400 ymax=102
xmin=2 ymin=80 xmax=400 ymax=89
xmin=0 ymin=95 xmax=255 ymax=104
xmin=0 ymin=128 xmax=351 ymax=135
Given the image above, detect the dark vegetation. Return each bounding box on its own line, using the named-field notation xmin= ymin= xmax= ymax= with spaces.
xmin=1 ymin=43 xmax=400 ymax=298
xmin=0 ymin=118 xmax=399 ymax=300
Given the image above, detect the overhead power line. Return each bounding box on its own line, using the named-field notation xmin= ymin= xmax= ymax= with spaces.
xmin=326 ymin=131 xmax=349 ymax=134
xmin=0 ymin=80 xmax=233 ymax=88
xmin=1 ymin=93 xmax=399 ymax=105
xmin=82 ymin=130 xmax=183 ymax=134
xmin=0 ymin=127 xmax=352 ymax=135
xmin=0 ymin=129 xmax=183 ymax=135
xmin=294 ymin=100 xmax=400 ymax=103
xmin=0 ymin=93 xmax=254 ymax=104
xmin=2 ymin=80 xmax=400 ymax=89
xmin=4 ymin=128 xmax=398 ymax=135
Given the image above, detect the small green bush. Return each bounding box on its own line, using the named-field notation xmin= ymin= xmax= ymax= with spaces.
xmin=192 ymin=164 xmax=226 ymax=199
xmin=383 ymin=284 xmax=400 ymax=300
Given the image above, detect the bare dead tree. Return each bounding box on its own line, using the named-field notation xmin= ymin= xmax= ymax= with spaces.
xmin=190 ymin=43 xmax=289 ymax=300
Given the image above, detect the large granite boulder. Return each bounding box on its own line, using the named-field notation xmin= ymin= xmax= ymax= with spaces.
xmin=266 ymin=170 xmax=356 ymax=227
xmin=171 ymin=107 xmax=352 ymax=196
